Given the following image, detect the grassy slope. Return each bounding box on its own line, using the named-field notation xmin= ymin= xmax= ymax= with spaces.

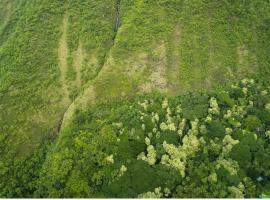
xmin=37 ymin=79 xmax=270 ymax=198
xmin=0 ymin=0 xmax=117 ymax=152
xmin=62 ymin=0 xmax=270 ymax=127
xmin=0 ymin=0 xmax=270 ymax=197
xmin=0 ymin=0 xmax=116 ymax=196
xmin=0 ymin=0 xmax=65 ymax=152
xmin=0 ymin=0 xmax=65 ymax=196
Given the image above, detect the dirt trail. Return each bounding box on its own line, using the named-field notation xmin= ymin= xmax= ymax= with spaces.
xmin=5 ymin=1 xmax=12 ymax=19
xmin=1 ymin=1 xmax=11 ymax=25
xmin=169 ymin=25 xmax=181 ymax=89
xmin=206 ymin=21 xmax=220 ymax=87
xmin=150 ymin=47 xmax=167 ymax=90
xmin=237 ymin=45 xmax=249 ymax=66
xmin=60 ymin=0 xmax=123 ymax=130
xmin=58 ymin=14 xmax=70 ymax=106
xmin=140 ymin=43 xmax=168 ymax=93
xmin=73 ymin=42 xmax=85 ymax=89
xmin=237 ymin=44 xmax=259 ymax=75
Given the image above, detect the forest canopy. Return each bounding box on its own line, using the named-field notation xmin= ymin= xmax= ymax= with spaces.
xmin=2 ymin=79 xmax=269 ymax=198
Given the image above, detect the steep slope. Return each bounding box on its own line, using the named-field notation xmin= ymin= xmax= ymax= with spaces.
xmin=0 ymin=0 xmax=270 ymax=197
xmin=58 ymin=13 xmax=71 ymax=106
xmin=0 ymin=0 xmax=116 ymax=196
xmin=62 ymin=0 xmax=270 ymax=126
xmin=0 ymin=0 xmax=12 ymax=30
xmin=0 ymin=0 xmax=66 ymax=196
xmin=37 ymin=79 xmax=270 ymax=198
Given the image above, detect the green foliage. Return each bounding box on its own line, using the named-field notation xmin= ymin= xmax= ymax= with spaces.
xmin=0 ymin=141 xmax=50 ymax=197
xmin=230 ymin=143 xmax=252 ymax=169
xmin=244 ymin=115 xmax=262 ymax=132
xmin=33 ymin=79 xmax=270 ymax=198
xmin=207 ymin=121 xmax=225 ymax=139
xmin=1 ymin=0 xmax=270 ymax=198
xmin=0 ymin=1 xmax=118 ymax=197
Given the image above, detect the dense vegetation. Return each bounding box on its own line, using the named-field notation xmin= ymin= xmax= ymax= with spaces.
xmin=0 ymin=0 xmax=115 ymax=196
xmin=0 ymin=0 xmax=270 ymax=198
xmin=36 ymin=78 xmax=270 ymax=198
xmin=2 ymin=79 xmax=270 ymax=197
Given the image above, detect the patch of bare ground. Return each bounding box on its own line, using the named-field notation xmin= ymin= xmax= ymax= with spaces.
xmin=5 ymin=0 xmax=11 ymax=19
xmin=61 ymin=50 xmax=100 ymax=129
xmin=58 ymin=13 xmax=71 ymax=106
xmin=1 ymin=0 xmax=12 ymax=27
xmin=237 ymin=45 xmax=258 ymax=75
xmin=168 ymin=25 xmax=181 ymax=90
xmin=140 ymin=43 xmax=168 ymax=93
xmin=206 ymin=22 xmax=216 ymax=88
xmin=73 ymin=41 xmax=85 ymax=89
xmin=237 ymin=45 xmax=249 ymax=67
xmin=125 ymin=53 xmax=148 ymax=75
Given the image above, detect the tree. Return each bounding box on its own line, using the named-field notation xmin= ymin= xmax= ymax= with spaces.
xmin=230 ymin=143 xmax=251 ymax=169
xmin=244 ymin=115 xmax=262 ymax=132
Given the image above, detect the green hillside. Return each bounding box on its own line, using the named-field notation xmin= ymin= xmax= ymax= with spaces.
xmin=36 ymin=79 xmax=270 ymax=198
xmin=0 ymin=0 xmax=270 ymax=198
